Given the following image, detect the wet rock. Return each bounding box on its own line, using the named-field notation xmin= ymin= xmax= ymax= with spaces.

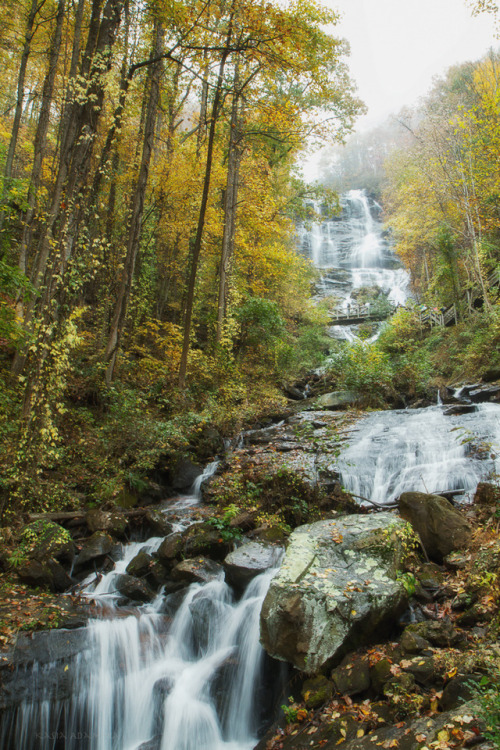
xmin=126 ymin=550 xmax=154 ymax=578
xmin=171 ymin=459 xmax=202 ymax=491
xmin=114 ymin=574 xmax=156 ymax=602
xmin=144 ymin=510 xmax=173 ymax=537
xmin=147 ymin=561 xmax=170 ymax=588
xmin=170 ymin=557 xmax=224 ymax=585
xmin=157 ymin=532 xmax=184 ymax=566
xmin=224 ymin=542 xmax=281 ymax=590
xmin=398 ymin=492 xmax=471 ymax=562
xmin=16 ymin=559 xmax=73 ymax=592
xmin=181 ymin=522 xmax=231 ymax=561
xmin=189 ymin=595 xmax=229 ymax=653
xmin=301 ymin=675 xmax=334 ymax=708
xmin=85 ymin=508 xmax=128 ymax=538
xmin=331 ymin=654 xmax=370 ymax=696
xmin=315 ymin=390 xmax=359 ymax=410
xmin=443 ymin=404 xmax=477 ymax=416
xmin=73 ymin=531 xmax=114 ymax=572
xmin=468 ymin=384 xmax=500 ymax=402
xmin=404 ymin=620 xmax=462 ymax=647
xmin=260 ymin=514 xmax=408 ymax=673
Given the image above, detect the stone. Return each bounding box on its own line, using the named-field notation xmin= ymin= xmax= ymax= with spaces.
xmin=443 ymin=551 xmax=470 ymax=571
xmin=455 ymin=602 xmax=493 ymax=627
xmin=85 ymin=508 xmax=128 ymax=538
xmin=21 ymin=520 xmax=75 ymax=564
xmin=181 ymin=522 xmax=231 ymax=561
xmin=443 ymin=404 xmax=477 ymax=416
xmin=468 ymin=384 xmax=500 ymax=402
xmin=398 ymin=492 xmax=471 ymax=562
xmin=417 ymin=562 xmax=444 ymax=591
xmin=440 ymin=674 xmax=480 ymax=711
xmin=260 ymin=514 xmax=408 ymax=673
xmin=370 ymin=658 xmax=393 ymax=695
xmin=315 ymin=391 xmax=359 ymax=410
xmin=331 ymin=654 xmax=370 ymax=696
xmin=16 ymin=559 xmax=73 ymax=592
xmin=474 ymin=482 xmax=500 ymax=507
xmin=170 ymin=557 xmax=224 ymax=585
xmin=404 ymin=620 xmax=462 ymax=647
xmin=126 ymin=550 xmax=154 ymax=578
xmin=144 ymin=510 xmax=173 ymax=537
xmin=114 ymin=574 xmax=156 ymax=602
xmin=399 ymin=628 xmax=431 ymax=655
xmin=228 ymin=510 xmax=258 ymax=531
xmin=400 ymin=656 xmax=439 ymax=686
xmin=73 ymin=532 xmax=114 ymax=572
xmin=224 ymin=542 xmax=281 ymax=590
xmin=171 ymin=459 xmax=202 ymax=491
xmin=383 ymin=671 xmax=416 ymax=698
xmin=157 ymin=533 xmax=184 ymax=566
xmin=301 ymin=675 xmax=334 ymax=708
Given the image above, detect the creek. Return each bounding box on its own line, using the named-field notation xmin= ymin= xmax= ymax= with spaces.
xmin=1 ymin=190 xmax=499 ymax=749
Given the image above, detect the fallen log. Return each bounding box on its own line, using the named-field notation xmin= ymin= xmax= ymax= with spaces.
xmin=27 ymin=508 xmax=151 ymax=523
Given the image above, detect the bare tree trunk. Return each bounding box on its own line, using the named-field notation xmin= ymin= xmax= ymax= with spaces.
xmin=0 ymin=0 xmax=42 ymax=235
xmin=177 ymin=48 xmax=229 ymax=389
xmin=104 ymin=21 xmax=164 ymax=384
xmin=216 ymin=67 xmax=242 ymax=343
xmin=19 ymin=0 xmax=66 ymax=276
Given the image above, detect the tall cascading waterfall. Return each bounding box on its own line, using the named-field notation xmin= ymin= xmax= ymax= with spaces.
xmin=299 ymin=188 xmax=500 ymax=505
xmin=298 ymin=189 xmax=410 ymax=336
xmin=0 ymin=467 xmax=284 ymax=750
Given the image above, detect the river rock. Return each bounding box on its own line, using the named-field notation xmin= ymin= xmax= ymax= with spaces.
xmin=16 ymin=559 xmax=73 ymax=592
xmin=114 ymin=574 xmax=156 ymax=602
xmin=170 ymin=557 xmax=224 ymax=584
xmin=468 ymin=383 xmax=500 ymax=402
xmin=181 ymin=522 xmax=231 ymax=561
xmin=126 ymin=550 xmax=154 ymax=578
xmin=73 ymin=531 xmax=115 ymax=572
xmin=260 ymin=514 xmax=408 ymax=673
xmin=398 ymin=492 xmax=471 ymax=562
xmin=85 ymin=508 xmax=128 ymax=538
xmin=157 ymin=532 xmax=184 ymax=566
xmin=315 ymin=391 xmax=359 ymax=410
xmin=20 ymin=520 xmax=75 ymax=564
xmin=144 ymin=510 xmax=173 ymax=536
xmin=301 ymin=675 xmax=334 ymax=708
xmin=171 ymin=459 xmax=202 ymax=491
xmin=224 ymin=542 xmax=281 ymax=590
xmin=443 ymin=403 xmax=477 ymax=416
xmin=331 ymin=653 xmax=370 ymax=696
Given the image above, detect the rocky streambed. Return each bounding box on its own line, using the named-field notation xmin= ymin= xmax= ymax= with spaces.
xmin=0 ymin=390 xmax=499 ymax=750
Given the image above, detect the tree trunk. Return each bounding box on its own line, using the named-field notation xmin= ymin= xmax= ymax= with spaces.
xmin=216 ymin=66 xmax=243 ymax=344
xmin=177 ymin=51 xmax=229 ymax=389
xmin=19 ymin=0 xmax=66 ymax=276
xmin=104 ymin=21 xmax=164 ymax=384
xmin=0 ymin=0 xmax=40 ymax=235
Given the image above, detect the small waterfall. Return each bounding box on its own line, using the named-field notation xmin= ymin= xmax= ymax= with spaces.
xmin=191 ymin=460 xmax=220 ymax=501
xmin=338 ymin=402 xmax=500 ymax=506
xmin=1 ymin=565 xmax=281 ymax=750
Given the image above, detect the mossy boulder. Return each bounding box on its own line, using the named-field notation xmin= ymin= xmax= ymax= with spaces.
xmin=398 ymin=492 xmax=471 ymax=562
xmin=19 ymin=520 xmax=74 ymax=564
xmin=260 ymin=514 xmax=408 ymax=673
xmin=73 ymin=532 xmax=114 ymax=572
xmin=301 ymin=675 xmax=334 ymax=708
xmin=331 ymin=653 xmax=370 ymax=696
xmin=85 ymin=508 xmax=128 ymax=538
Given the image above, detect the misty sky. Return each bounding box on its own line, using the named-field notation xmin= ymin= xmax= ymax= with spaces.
xmin=330 ymin=0 xmax=497 ymax=128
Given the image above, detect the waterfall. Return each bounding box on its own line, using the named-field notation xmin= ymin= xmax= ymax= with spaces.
xmin=0 ymin=566 xmax=280 ymax=750
xmin=337 ymin=402 xmax=500 ymax=506
xmin=300 ymin=190 xmax=410 ymax=331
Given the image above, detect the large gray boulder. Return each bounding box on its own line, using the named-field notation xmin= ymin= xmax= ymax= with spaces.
xmin=260 ymin=514 xmax=407 ymax=674
xmin=398 ymin=491 xmax=471 ymax=562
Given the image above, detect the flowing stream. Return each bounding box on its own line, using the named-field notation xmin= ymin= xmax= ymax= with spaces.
xmin=1 ymin=465 xmax=283 ymax=750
